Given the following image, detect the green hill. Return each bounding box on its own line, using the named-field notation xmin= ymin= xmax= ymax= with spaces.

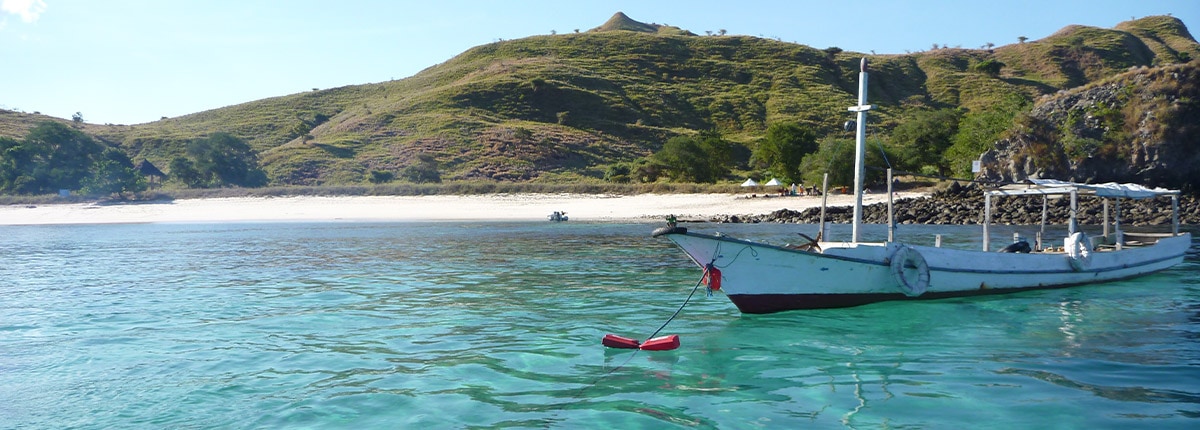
xmin=2 ymin=14 xmax=1197 ymax=188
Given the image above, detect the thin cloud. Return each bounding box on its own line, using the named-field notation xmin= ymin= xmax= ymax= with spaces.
xmin=1 ymin=0 xmax=47 ymax=23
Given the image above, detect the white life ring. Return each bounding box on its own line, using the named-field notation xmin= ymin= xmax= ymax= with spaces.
xmin=890 ymin=246 xmax=930 ymax=297
xmin=1065 ymin=232 xmax=1092 ymax=271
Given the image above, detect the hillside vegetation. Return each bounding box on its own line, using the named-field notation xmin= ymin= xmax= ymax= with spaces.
xmin=2 ymin=13 xmax=1197 ymax=191
xmin=979 ymin=59 xmax=1200 ymax=191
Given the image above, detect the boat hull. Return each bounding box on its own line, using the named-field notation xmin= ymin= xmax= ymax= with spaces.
xmin=660 ymin=231 xmax=1191 ymax=313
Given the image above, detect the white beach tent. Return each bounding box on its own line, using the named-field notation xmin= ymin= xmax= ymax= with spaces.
xmin=740 ymin=178 xmax=759 ymax=187
xmin=764 ymin=178 xmax=782 ymax=187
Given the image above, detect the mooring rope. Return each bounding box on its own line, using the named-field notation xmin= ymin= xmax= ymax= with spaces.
xmin=645 ymin=264 xmax=709 ymax=340
xmin=571 ymin=267 xmax=709 ymax=400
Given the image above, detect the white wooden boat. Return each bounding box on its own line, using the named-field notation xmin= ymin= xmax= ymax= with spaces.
xmin=652 ymin=59 xmax=1191 ymax=313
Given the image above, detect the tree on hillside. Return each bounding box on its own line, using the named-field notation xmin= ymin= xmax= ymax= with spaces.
xmin=168 ymin=158 xmax=205 ymax=188
xmin=26 ymin=121 xmax=105 ymax=192
xmin=0 ymin=121 xmax=148 ymax=196
xmin=368 ymin=170 xmax=395 ymax=184
xmin=401 ymin=154 xmax=441 ymax=183
xmin=81 ymin=147 xmax=146 ymax=197
xmin=169 ymin=133 xmax=268 ymax=188
xmin=972 ymin=59 xmax=1005 ymax=77
xmin=606 ymin=159 xmax=665 ymax=183
xmin=654 ymin=135 xmax=716 ymax=182
xmin=799 ymin=137 xmax=893 ymax=188
xmin=604 ymin=163 xmax=632 ymax=183
xmin=0 ymin=121 xmax=106 ymax=194
xmin=191 ymin=133 xmax=268 ymax=187
xmin=0 ymin=136 xmax=24 ymax=192
xmin=946 ymin=94 xmax=1030 ymax=176
xmin=889 ymin=108 xmax=962 ymax=176
xmin=752 ymin=123 xmax=818 ymax=183
xmin=696 ymin=130 xmax=732 ymax=181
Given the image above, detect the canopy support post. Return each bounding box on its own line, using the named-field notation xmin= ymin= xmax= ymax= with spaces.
xmin=1115 ymin=198 xmax=1123 ymax=249
xmin=1103 ymin=198 xmax=1110 ymax=239
xmin=887 ymin=168 xmax=894 ymax=243
xmin=819 ymin=173 xmax=829 ymax=241
xmin=1041 ymin=195 xmax=1048 ymax=235
xmin=1172 ymin=194 xmax=1180 ymax=235
xmin=1069 ymin=190 xmax=1078 ymax=235
xmin=983 ymin=193 xmax=992 ymax=251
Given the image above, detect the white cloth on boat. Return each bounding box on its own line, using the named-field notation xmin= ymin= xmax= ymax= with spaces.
xmin=1026 ymin=179 xmax=1177 ymax=199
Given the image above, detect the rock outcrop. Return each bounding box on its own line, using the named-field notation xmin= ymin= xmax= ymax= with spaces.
xmin=707 ymin=182 xmax=1200 ymax=226
xmin=978 ymin=61 xmax=1200 ymax=192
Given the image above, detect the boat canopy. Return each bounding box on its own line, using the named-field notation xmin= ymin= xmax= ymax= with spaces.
xmin=988 ymin=179 xmax=1179 ymax=199
xmin=980 ymin=178 xmax=1181 ymax=251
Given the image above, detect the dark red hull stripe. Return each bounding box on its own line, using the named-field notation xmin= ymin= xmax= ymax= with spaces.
xmin=727 ymin=283 xmax=1098 ymax=313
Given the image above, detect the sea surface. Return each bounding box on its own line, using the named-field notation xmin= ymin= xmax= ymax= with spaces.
xmin=1 ymin=221 xmax=1198 ymax=429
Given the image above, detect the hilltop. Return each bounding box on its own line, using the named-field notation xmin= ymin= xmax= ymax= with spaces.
xmin=1 ymin=13 xmax=1197 ymax=189
xmin=589 ymin=11 xmax=692 ymax=35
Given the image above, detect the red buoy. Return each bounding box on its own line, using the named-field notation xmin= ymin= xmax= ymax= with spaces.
xmin=639 ymin=334 xmax=680 ymax=351
xmin=602 ymin=334 xmax=640 ymax=349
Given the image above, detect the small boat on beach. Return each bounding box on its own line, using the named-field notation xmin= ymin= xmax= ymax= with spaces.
xmin=652 ymin=58 xmax=1192 ymax=313
xmin=548 ymin=211 xmax=568 ymax=222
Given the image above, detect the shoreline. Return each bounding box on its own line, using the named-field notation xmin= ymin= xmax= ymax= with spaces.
xmin=0 ymin=192 xmax=926 ymax=225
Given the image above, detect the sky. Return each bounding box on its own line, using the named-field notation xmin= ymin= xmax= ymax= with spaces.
xmin=2 ymin=0 xmax=1197 ymax=125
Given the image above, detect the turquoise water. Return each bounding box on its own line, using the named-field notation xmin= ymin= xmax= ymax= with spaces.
xmin=1 ymin=221 xmax=1197 ymax=429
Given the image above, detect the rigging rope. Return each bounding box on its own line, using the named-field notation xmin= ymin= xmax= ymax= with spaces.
xmin=874 ymin=136 xmax=892 ymax=169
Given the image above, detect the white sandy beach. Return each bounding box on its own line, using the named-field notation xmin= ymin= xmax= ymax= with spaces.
xmin=0 ymin=192 xmax=927 ymax=225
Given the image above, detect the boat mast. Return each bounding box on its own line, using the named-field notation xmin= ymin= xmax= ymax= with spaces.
xmin=848 ymin=57 xmax=873 ymax=243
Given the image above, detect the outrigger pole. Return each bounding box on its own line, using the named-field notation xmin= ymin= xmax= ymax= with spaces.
xmin=848 ymin=57 xmax=873 ymax=243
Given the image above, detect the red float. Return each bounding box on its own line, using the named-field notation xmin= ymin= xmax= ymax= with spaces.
xmin=602 ymin=334 xmax=640 ymax=349
xmin=703 ymin=265 xmax=722 ymax=291
xmin=639 ymin=334 xmax=680 ymax=351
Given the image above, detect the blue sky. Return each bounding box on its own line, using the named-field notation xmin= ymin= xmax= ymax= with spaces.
xmin=2 ymin=0 xmax=1197 ymax=125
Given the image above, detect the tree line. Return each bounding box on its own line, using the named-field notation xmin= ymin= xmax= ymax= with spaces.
xmin=2 ymin=94 xmax=1026 ymax=197
xmin=610 ymin=95 xmax=1028 ymax=188
xmin=0 ymin=121 xmax=268 ymax=197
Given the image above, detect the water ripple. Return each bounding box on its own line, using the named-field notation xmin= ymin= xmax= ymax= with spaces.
xmin=1 ymin=222 xmax=1197 ymax=428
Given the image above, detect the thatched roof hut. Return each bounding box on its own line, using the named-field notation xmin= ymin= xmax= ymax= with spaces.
xmin=136 ymin=160 xmax=165 ymax=178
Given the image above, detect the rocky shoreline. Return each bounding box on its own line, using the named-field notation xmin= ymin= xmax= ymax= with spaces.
xmin=705 ymin=182 xmax=1200 ymax=226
